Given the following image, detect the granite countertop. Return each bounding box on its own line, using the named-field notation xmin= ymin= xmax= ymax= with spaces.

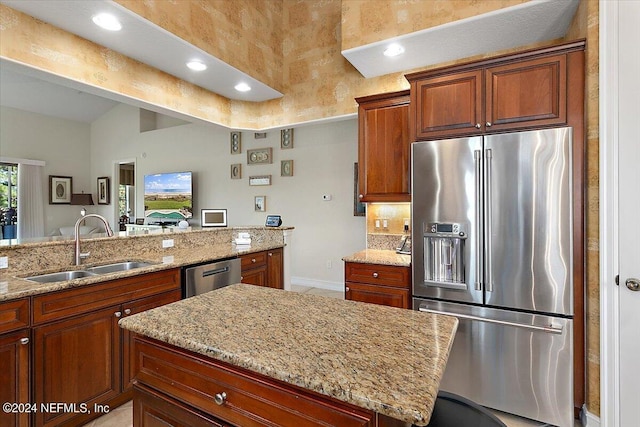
xmin=0 ymin=243 xmax=282 ymax=302
xmin=343 ymin=249 xmax=411 ymax=267
xmin=119 ymin=284 xmax=458 ymax=426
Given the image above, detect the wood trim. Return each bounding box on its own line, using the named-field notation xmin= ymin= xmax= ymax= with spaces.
xmin=0 ymin=298 xmax=30 ymax=334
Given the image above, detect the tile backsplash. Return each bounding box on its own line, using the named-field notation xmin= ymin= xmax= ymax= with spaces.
xmin=366 ymin=203 xmax=410 ymax=251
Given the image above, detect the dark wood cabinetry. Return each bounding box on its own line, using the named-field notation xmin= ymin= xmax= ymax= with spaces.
xmin=356 ymin=90 xmax=411 ymax=202
xmin=0 ymin=329 xmax=30 ymax=427
xmin=30 ymin=269 xmax=181 ymax=427
xmin=133 ymin=336 xmax=374 ymax=427
xmin=407 ymin=41 xmax=583 ymax=140
xmin=345 ymin=262 xmax=411 ymax=309
xmin=240 ymin=248 xmax=283 ymax=289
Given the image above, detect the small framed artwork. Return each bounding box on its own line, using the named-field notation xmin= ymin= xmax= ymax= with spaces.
xmin=97 ymin=176 xmax=110 ymax=205
xmin=249 ymin=175 xmax=272 ymax=186
xmin=281 ymin=128 xmax=294 ymax=149
xmin=49 ymin=175 xmax=72 ymax=204
xmin=231 ymin=164 xmax=242 ymax=179
xmin=201 ymin=209 xmax=228 ymax=227
xmin=135 ymin=218 xmax=145 ymax=225
xmin=230 ymin=131 xmax=241 ymax=154
xmin=247 ymin=148 xmax=272 ymax=165
xmin=254 ymin=196 xmax=266 ymax=212
xmin=281 ymin=160 xmax=294 ymax=177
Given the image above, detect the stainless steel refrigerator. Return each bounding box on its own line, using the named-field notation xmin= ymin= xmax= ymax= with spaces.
xmin=412 ymin=127 xmax=574 ymax=427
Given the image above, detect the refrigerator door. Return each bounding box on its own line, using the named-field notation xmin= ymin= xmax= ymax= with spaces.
xmin=412 ymin=136 xmax=484 ymax=305
xmin=414 ymin=298 xmax=574 ymax=427
xmin=484 ymin=127 xmax=573 ymax=315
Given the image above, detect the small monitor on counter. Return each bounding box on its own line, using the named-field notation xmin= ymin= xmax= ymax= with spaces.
xmin=265 ymin=215 xmax=282 ymax=227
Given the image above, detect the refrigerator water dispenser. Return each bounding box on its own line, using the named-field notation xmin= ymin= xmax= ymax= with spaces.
xmin=424 ymin=222 xmax=466 ymax=288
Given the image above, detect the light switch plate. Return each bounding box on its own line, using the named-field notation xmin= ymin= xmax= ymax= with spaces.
xmin=0 ymin=256 xmax=7 ymax=269
xmin=162 ymin=239 xmax=174 ymax=248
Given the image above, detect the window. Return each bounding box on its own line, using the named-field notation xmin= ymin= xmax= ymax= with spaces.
xmin=0 ymin=163 xmax=18 ymax=233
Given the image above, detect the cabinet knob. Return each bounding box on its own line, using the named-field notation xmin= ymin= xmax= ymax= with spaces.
xmin=345 ymin=287 xmax=350 ymax=292
xmin=114 ymin=311 xmax=122 ymax=318
xmin=20 ymin=337 xmax=29 ymax=345
xmin=124 ymin=308 xmax=132 ymax=315
xmin=475 ymin=123 xmax=481 ymax=129
xmin=268 ymin=252 xmax=273 ymax=257
xmin=358 ymin=194 xmax=363 ymax=199
xmin=486 ymin=122 xmax=492 ymax=127
xmin=373 ymin=272 xmax=379 ymax=278
xmin=214 ymin=392 xmax=227 ymax=405
xmin=251 ymin=258 xmax=256 ymax=263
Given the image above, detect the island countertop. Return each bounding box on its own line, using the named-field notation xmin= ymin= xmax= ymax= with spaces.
xmin=118 ymin=283 xmax=458 ymax=425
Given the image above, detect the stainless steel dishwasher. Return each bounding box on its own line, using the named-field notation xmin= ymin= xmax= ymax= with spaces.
xmin=183 ymin=258 xmax=241 ymax=298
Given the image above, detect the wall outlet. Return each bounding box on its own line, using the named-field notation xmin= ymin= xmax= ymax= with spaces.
xmin=382 ymin=219 xmax=388 ymax=229
xmin=0 ymin=256 xmax=7 ymax=269
xmin=162 ymin=239 xmax=174 ymax=248
xmin=375 ymin=219 xmax=380 ymax=228
xmin=404 ymin=218 xmax=410 ymax=232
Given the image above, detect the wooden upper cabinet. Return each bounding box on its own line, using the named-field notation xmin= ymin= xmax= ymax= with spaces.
xmin=356 ymin=90 xmax=411 ymax=202
xmin=485 ymin=54 xmax=566 ymax=131
xmin=407 ymin=41 xmax=583 ymax=140
xmin=413 ymin=70 xmax=483 ymax=139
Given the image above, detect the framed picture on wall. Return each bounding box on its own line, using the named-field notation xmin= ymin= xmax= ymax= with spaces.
xmin=97 ymin=177 xmax=110 ymax=205
xmin=49 ymin=175 xmax=72 ymax=204
xmin=254 ymin=196 xmax=266 ymax=212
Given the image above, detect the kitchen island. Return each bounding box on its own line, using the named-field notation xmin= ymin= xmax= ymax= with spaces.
xmin=119 ymin=284 xmax=458 ymax=426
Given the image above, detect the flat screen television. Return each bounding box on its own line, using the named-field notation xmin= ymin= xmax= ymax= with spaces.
xmin=143 ymin=171 xmax=193 ymax=225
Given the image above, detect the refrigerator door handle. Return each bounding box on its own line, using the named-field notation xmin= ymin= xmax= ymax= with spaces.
xmin=474 ymin=150 xmax=482 ymax=291
xmin=418 ymin=307 xmax=563 ymax=335
xmin=485 ymin=148 xmax=493 ymax=292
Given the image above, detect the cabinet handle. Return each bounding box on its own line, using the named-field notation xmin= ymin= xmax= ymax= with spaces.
xmin=372 ymin=272 xmax=379 ymax=278
xmin=345 ymin=287 xmax=350 ymax=292
xmin=124 ymin=308 xmax=132 ymax=315
xmin=214 ymin=392 xmax=227 ymax=405
xmin=20 ymin=337 xmax=29 ymax=345
xmin=486 ymin=122 xmax=492 ymax=127
xmin=114 ymin=311 xmax=122 ymax=318
xmin=475 ymin=123 xmax=481 ymax=129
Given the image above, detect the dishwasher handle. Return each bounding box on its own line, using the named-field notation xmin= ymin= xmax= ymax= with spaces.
xmin=202 ymin=266 xmax=230 ymax=278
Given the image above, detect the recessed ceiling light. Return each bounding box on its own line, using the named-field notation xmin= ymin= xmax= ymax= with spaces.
xmin=383 ymin=44 xmax=405 ymax=57
xmin=186 ymin=61 xmax=207 ymax=71
xmin=92 ymin=13 xmax=122 ymax=31
xmin=234 ymin=83 xmax=251 ymax=92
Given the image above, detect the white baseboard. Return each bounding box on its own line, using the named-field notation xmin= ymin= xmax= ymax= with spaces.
xmin=291 ymin=276 xmax=343 ymax=292
xmin=581 ymin=405 xmax=600 ymax=427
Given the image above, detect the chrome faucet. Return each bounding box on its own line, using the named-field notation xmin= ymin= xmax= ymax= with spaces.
xmin=74 ymin=214 xmax=114 ymax=265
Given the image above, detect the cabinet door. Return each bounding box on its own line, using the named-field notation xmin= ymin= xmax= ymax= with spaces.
xmin=122 ymin=290 xmax=181 ymax=391
xmin=412 ymin=70 xmax=483 ymax=140
xmin=266 ymin=248 xmax=283 ymax=289
xmin=33 ymin=306 xmax=121 ymax=427
xmin=241 ymin=266 xmax=267 ymax=287
xmin=0 ymin=329 xmax=30 ymax=427
xmin=485 ymin=54 xmax=567 ymax=131
xmin=345 ymin=282 xmax=409 ymax=309
xmin=357 ymin=91 xmax=411 ymax=202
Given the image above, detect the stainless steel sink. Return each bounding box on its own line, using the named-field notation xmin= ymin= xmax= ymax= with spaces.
xmin=24 ymin=261 xmax=156 ymax=283
xmin=86 ymin=261 xmax=155 ymax=275
xmin=25 ymin=270 xmax=99 ymax=283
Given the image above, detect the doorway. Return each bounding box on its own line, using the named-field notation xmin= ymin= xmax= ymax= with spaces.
xmin=117 ymin=161 xmax=135 ymax=231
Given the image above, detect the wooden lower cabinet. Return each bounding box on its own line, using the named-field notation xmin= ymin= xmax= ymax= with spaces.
xmin=30 ymin=268 xmax=181 ymax=427
xmin=345 ymin=262 xmax=411 ymax=309
xmin=0 ymin=329 xmax=30 ymax=427
xmin=240 ymin=248 xmax=284 ymax=289
xmin=134 ymin=336 xmax=375 ymax=427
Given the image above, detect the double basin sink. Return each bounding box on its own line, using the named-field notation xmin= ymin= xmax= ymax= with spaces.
xmin=25 ymin=261 xmax=156 ymax=284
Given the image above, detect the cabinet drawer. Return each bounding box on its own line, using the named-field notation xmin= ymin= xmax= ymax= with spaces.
xmin=345 ymin=263 xmax=410 ymax=288
xmin=0 ymin=298 xmax=30 ymax=334
xmin=345 ymin=282 xmax=410 ymax=309
xmin=33 ymin=269 xmax=180 ymax=325
xmin=135 ymin=337 xmax=374 ymax=427
xmin=239 ymin=251 xmax=267 ymax=270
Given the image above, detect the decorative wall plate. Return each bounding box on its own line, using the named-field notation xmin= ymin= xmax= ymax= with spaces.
xmin=281 ymin=160 xmax=293 ymax=177
xmin=247 ymin=148 xmax=272 ymax=165
xmin=281 ymin=128 xmax=294 ymax=149
xmin=230 ymin=131 xmax=241 ymax=154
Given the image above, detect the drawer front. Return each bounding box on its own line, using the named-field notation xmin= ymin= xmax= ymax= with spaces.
xmin=345 ymin=282 xmax=410 ymax=309
xmin=345 ymin=263 xmax=410 ymax=288
xmin=135 ymin=337 xmax=374 ymax=427
xmin=0 ymin=298 xmax=30 ymax=334
xmin=33 ymin=269 xmax=180 ymax=325
xmin=240 ymin=251 xmax=267 ymax=270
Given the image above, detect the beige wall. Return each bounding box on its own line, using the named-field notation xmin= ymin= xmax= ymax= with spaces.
xmin=0 ymin=0 xmax=601 ymax=415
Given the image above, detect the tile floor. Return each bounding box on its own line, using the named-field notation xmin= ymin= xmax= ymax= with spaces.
xmin=83 ymin=286 xmax=581 ymax=427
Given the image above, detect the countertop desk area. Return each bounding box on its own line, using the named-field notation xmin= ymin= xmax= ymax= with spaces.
xmin=119 ymin=284 xmax=458 ymax=426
